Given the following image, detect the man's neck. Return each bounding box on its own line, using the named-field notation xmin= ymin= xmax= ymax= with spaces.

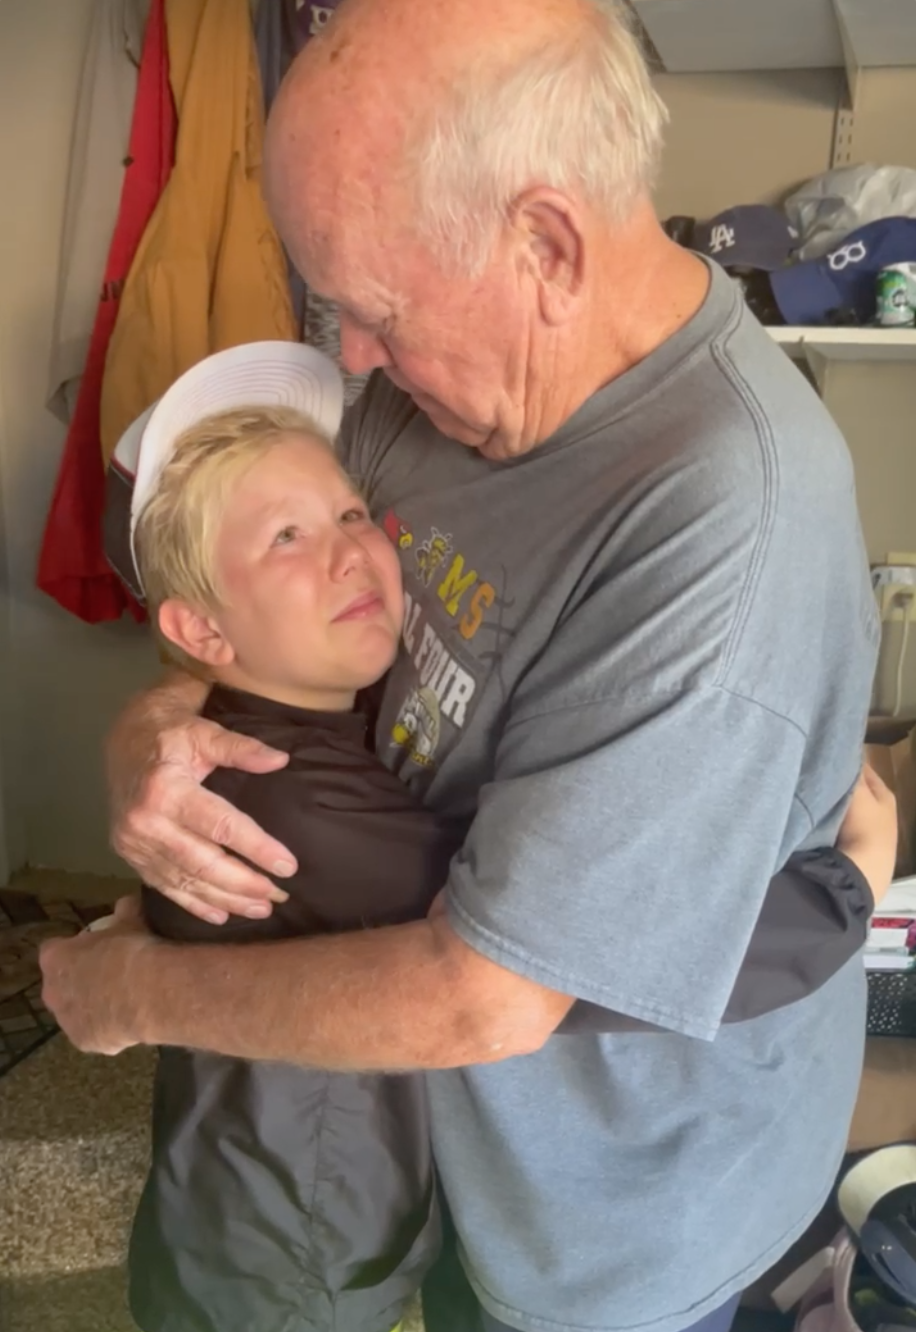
xmin=522 ymin=205 xmax=711 ymax=452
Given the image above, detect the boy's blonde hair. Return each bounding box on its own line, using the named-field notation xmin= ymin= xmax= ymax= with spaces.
xmin=135 ymin=406 xmax=333 ymax=664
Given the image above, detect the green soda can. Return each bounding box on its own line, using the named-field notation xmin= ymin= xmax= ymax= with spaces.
xmin=876 ymin=264 xmax=916 ymax=327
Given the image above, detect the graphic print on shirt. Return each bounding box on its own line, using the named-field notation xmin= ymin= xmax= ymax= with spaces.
xmin=380 ymin=509 xmax=504 ymax=778
xmin=416 ymin=528 xmax=453 ymax=586
xmin=382 ymin=508 xmax=415 ymax=552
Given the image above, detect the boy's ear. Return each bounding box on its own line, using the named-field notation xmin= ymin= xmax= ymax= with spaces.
xmin=157 ymin=599 xmax=235 ymax=668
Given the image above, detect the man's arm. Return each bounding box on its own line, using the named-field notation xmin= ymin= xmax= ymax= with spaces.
xmin=40 ymin=899 xmax=574 ymax=1066
xmin=39 ymin=763 xmax=893 ymax=1062
xmin=106 ymin=669 xmax=296 ymax=922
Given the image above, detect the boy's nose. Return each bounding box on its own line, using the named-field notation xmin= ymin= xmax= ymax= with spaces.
xmin=331 ymin=531 xmax=371 ymax=578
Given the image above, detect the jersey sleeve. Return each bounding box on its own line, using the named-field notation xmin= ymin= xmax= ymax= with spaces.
xmin=556 ymin=847 xmax=873 ymax=1033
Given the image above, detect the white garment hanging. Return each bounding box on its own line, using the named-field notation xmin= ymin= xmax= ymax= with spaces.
xmin=46 ymin=0 xmax=150 ymax=423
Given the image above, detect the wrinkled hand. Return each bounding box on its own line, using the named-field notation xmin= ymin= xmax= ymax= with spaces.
xmin=39 ymin=898 xmax=153 ymax=1055
xmin=837 ymin=763 xmax=897 ymax=907
xmin=109 ymin=685 xmax=295 ymax=923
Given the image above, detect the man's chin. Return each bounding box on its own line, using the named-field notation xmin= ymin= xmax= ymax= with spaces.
xmin=421 ymin=402 xmax=492 ymax=450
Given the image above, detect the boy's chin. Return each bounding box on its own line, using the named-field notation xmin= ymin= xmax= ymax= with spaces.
xmin=352 ymin=639 xmax=401 ymax=689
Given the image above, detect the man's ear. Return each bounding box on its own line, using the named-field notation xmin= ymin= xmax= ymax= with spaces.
xmin=511 ymin=187 xmax=585 ymax=325
xmin=157 ymin=599 xmax=235 ymax=668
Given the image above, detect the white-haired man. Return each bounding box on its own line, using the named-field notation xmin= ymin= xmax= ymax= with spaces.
xmin=42 ymin=2 xmax=884 ymax=1331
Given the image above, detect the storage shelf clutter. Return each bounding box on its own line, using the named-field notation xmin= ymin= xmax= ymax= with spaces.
xmin=865 ymin=877 xmax=916 ymax=1038
xmin=867 ymin=969 xmax=916 ymax=1037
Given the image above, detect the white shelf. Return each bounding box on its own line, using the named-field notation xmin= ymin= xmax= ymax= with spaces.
xmin=632 ymin=0 xmax=916 ymax=79
xmin=769 ymin=326 xmax=916 ymax=362
xmin=836 ymin=0 xmax=916 ymax=68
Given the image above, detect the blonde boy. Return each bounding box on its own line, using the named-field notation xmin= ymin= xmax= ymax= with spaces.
xmin=113 ymin=346 xmax=464 ymax=1332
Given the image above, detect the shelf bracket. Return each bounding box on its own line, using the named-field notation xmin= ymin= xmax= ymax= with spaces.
xmin=800 ymin=344 xmax=831 ymax=397
xmin=831 ymin=101 xmax=857 ymax=168
xmin=831 ymin=0 xmax=860 ymax=159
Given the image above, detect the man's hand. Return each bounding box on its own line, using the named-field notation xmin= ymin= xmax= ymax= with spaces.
xmin=108 ymin=672 xmax=295 ymax=924
xmin=837 ymin=763 xmax=897 ymax=907
xmin=39 ymin=898 xmax=154 ymax=1055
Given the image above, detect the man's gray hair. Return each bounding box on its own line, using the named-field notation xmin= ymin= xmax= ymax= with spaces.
xmin=410 ymin=0 xmax=669 ymax=274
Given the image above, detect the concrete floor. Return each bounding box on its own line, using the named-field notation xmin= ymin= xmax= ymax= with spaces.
xmin=1 ymin=1035 xmax=155 ymax=1332
xmin=1 ymin=869 xmax=147 ymax=1332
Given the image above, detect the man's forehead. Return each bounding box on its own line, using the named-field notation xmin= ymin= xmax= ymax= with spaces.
xmin=281 ymin=174 xmax=415 ymax=308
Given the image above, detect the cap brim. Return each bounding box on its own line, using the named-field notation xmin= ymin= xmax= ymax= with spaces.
xmin=694 ymin=239 xmax=786 ymax=272
xmin=770 ymin=261 xmax=845 ymax=326
xmin=109 ymin=342 xmax=345 ymax=599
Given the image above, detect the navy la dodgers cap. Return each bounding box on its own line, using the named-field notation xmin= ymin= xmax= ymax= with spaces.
xmin=693 ymin=204 xmax=798 ymax=272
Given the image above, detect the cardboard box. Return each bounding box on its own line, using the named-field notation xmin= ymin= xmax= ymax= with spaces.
xmin=849 ymin=1037 xmax=916 ymax=1150
xmin=865 ymin=726 xmax=916 ymax=877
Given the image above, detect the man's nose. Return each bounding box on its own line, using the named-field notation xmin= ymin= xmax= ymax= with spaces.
xmin=338 ymin=313 xmax=392 ymax=376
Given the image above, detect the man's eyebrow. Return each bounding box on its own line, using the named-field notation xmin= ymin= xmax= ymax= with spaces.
xmin=339 ymin=302 xmax=386 ymax=329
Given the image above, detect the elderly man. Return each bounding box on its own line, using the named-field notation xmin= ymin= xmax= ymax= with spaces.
xmin=41 ymin=1 xmax=885 ymax=1330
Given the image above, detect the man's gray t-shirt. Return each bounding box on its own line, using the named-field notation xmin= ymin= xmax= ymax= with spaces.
xmin=341 ymin=263 xmax=878 ymax=1332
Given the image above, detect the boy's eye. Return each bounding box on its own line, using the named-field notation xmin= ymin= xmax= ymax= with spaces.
xmin=341 ymin=506 xmax=369 ymax=524
xmin=273 ymin=526 xmax=298 ymax=546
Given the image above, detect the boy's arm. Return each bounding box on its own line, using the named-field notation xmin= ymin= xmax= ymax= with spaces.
xmin=143 ymin=760 xmax=464 ymax=944
xmin=722 ymin=846 xmax=873 ymax=1021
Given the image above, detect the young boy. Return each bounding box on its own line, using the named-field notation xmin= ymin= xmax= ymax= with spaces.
xmin=105 ymin=342 xmax=879 ymax=1332
xmin=110 ymin=344 xmax=467 ymax=1332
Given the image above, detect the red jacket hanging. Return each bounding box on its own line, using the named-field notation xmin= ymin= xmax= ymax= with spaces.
xmin=36 ymin=0 xmax=175 ymax=623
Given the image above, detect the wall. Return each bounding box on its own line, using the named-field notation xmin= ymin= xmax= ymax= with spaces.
xmin=653 ymin=69 xmax=844 ymax=218
xmin=0 ymin=346 xmax=17 ymax=885
xmin=0 ymin=0 xmax=159 ymax=881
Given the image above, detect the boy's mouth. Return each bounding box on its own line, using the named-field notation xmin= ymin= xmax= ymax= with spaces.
xmin=333 ymin=591 xmax=385 ymax=622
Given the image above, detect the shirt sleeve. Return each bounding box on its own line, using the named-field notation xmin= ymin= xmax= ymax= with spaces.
xmin=555 ymin=847 xmax=873 ymax=1034
xmin=446 ymin=680 xmax=811 ymax=1039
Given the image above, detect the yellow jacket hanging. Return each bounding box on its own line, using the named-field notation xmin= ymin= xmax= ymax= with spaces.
xmin=100 ymin=0 xmax=297 ymax=464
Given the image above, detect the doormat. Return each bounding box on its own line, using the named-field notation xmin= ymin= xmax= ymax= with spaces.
xmin=0 ymin=890 xmax=110 ymax=1077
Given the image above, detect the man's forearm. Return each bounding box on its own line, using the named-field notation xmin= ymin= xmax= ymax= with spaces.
xmin=129 ymin=917 xmax=522 ymax=1070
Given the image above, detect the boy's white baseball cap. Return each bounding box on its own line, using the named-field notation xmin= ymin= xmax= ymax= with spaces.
xmin=105 ymin=342 xmax=345 ymax=602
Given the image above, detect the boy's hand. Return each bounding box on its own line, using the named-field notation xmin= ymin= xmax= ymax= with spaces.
xmin=108 ymin=674 xmax=296 ymax=925
xmin=837 ymin=763 xmax=897 ymax=908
